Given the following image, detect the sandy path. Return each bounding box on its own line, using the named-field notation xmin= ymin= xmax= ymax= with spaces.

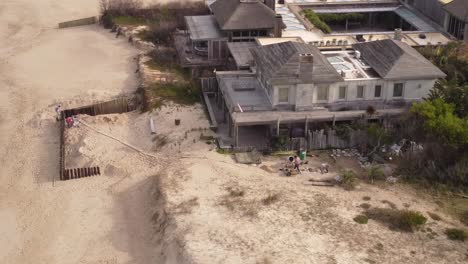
xmin=0 ymin=1 xmax=161 ymax=263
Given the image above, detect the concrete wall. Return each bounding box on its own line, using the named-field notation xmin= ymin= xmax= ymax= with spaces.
xmin=267 ymin=77 xmax=435 ymax=111
xmin=58 ymin=17 xmax=97 ymax=29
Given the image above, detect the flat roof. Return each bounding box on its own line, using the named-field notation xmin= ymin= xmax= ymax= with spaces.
xmin=322 ymin=50 xmax=380 ymax=80
xmin=227 ymin=42 xmax=257 ymax=68
xmin=311 ymin=6 xmax=399 ymax=13
xmin=217 ymin=73 xmax=272 ymax=112
xmin=185 ymin=15 xmax=226 ymax=41
xmin=256 ymin=37 xmax=303 ymax=46
xmin=394 ymin=7 xmax=436 ymax=32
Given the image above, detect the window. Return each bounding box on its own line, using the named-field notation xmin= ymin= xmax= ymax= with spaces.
xmin=357 ymin=85 xmax=365 ymax=98
xmin=374 ymin=85 xmax=382 ymax=98
xmin=338 ymin=86 xmax=347 ymax=100
xmin=317 ymin=85 xmax=328 ymax=101
xmin=278 ymin=87 xmax=289 ymax=103
xmin=393 ymin=83 xmax=404 ymax=97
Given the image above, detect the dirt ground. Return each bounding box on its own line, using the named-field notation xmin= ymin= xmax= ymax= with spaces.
xmin=1 ymin=1 xmax=467 ymax=264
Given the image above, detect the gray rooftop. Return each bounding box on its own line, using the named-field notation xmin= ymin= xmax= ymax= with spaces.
xmin=227 ymin=42 xmax=257 ymax=68
xmin=185 ymin=15 xmax=226 ymax=40
xmin=217 ymin=73 xmax=272 ymax=112
xmin=352 ymin=39 xmax=446 ymax=80
xmin=443 ymin=0 xmax=468 ymax=22
xmin=250 ymin=41 xmax=344 ymax=85
xmin=210 ymin=0 xmax=276 ymax=30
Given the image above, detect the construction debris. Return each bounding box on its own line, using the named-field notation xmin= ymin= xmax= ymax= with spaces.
xmin=234 ymin=151 xmax=261 ymax=164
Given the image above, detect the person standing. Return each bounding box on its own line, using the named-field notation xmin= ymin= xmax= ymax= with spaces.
xmin=294 ymin=155 xmax=302 ymax=174
xmin=72 ymin=115 xmax=79 ymax=127
xmin=55 ymin=104 xmax=62 ymax=121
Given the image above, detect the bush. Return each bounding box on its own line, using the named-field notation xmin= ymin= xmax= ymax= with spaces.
xmin=354 ymin=214 xmax=369 ymax=224
xmin=340 ymin=169 xmax=358 ymax=190
xmin=317 ymin=13 xmax=365 ymax=23
xmin=445 ymin=228 xmax=467 ymax=241
xmin=461 ymin=210 xmax=468 ymax=226
xmin=302 ymin=10 xmax=331 ymax=34
xmin=147 ymin=47 xmax=178 ymax=68
xmin=365 ymin=208 xmax=427 ymax=232
xmin=360 ymin=203 xmax=371 ymax=209
xmin=367 ymin=165 xmax=386 ymax=183
xmin=146 ymin=21 xmax=178 ymax=46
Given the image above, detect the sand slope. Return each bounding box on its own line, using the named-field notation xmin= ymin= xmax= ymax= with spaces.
xmin=0 ymin=1 xmax=159 ymax=263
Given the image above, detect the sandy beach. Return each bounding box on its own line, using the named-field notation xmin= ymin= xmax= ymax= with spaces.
xmin=1 ymin=1 xmax=467 ymax=264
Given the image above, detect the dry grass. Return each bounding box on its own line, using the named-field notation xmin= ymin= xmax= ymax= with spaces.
xmin=262 ymin=193 xmax=280 ymax=206
xmin=174 ymin=197 xmax=199 ymax=214
xmin=218 ymin=187 xmax=259 ymax=217
xmin=427 ymin=211 xmax=443 ymax=221
xmin=381 ymin=200 xmax=397 ymax=209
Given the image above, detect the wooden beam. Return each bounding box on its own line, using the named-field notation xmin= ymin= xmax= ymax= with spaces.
xmin=276 ymin=117 xmax=281 ymax=136
xmin=234 ymin=125 xmax=239 ymax=147
xmin=304 ymin=115 xmax=309 ymax=134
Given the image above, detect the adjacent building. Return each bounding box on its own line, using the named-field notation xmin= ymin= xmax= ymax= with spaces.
xmin=178 ymin=0 xmax=283 ymax=67
xmin=402 ymin=0 xmax=468 ymax=41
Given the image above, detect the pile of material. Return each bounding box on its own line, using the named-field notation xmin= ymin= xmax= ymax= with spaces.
xmin=234 ymin=151 xmax=262 ymax=164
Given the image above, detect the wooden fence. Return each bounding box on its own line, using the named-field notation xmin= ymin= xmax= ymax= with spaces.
xmin=307 ymin=129 xmax=365 ymax=150
xmin=63 ymin=97 xmax=136 ymax=118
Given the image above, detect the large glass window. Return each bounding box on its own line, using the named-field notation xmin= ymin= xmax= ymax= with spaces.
xmin=374 ymin=85 xmax=382 ymax=98
xmin=278 ymin=88 xmax=289 ymax=103
xmin=357 ymin=85 xmax=365 ymax=98
xmin=317 ymin=86 xmax=328 ymax=101
xmin=393 ymin=83 xmax=404 ymax=97
xmin=338 ymin=86 xmax=347 ymax=99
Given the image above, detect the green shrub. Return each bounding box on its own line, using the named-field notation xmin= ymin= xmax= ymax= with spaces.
xmin=367 ymin=165 xmax=386 ymax=183
xmin=365 ymin=208 xmax=427 ymax=232
xmin=445 ymin=228 xmax=467 ymax=241
xmin=317 ymin=13 xmax=365 ymax=23
xmin=360 ymin=203 xmax=371 ymax=209
xmin=340 ymin=169 xmax=358 ymax=190
xmin=461 ymin=210 xmax=468 ymax=226
xmin=302 ymin=10 xmax=331 ymax=34
xmin=354 ymin=214 xmax=368 ymax=224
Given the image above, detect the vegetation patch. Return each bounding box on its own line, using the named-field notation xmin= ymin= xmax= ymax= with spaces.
xmin=367 ymin=165 xmax=386 ymax=184
xmin=113 ymin=15 xmax=148 ymax=26
xmin=444 ymin=228 xmax=467 ymax=241
xmin=302 ymin=9 xmax=332 ymax=34
xmin=364 ymin=208 xmax=427 ymax=232
xmin=360 ymin=203 xmax=371 ymax=210
xmin=147 ymin=82 xmax=200 ymax=109
xmin=339 ymin=169 xmax=358 ymax=190
xmin=363 ymin=196 xmax=371 ymax=201
xmin=354 ymin=214 xmax=369 ymax=224
xmin=317 ymin=13 xmax=365 ymax=23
